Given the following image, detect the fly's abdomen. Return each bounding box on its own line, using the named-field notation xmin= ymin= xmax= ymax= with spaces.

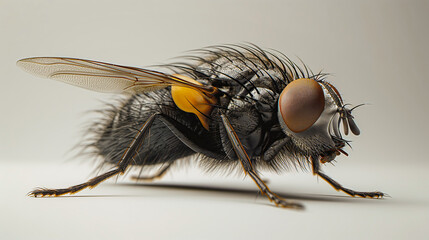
xmin=91 ymin=90 xmax=195 ymax=166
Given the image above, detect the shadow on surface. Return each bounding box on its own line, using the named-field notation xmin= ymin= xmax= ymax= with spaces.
xmin=43 ymin=182 xmax=384 ymax=205
xmin=113 ymin=182 xmax=368 ymax=203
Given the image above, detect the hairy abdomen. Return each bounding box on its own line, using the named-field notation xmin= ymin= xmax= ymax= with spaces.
xmin=91 ymin=90 xmax=195 ymax=166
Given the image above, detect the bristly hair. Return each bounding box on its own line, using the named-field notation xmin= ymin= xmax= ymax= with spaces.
xmin=77 ymin=44 xmax=330 ymax=177
xmin=163 ymin=44 xmax=329 ymax=173
xmin=155 ymin=43 xmax=328 ymax=95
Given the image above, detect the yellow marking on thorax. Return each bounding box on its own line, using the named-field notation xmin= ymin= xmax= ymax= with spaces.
xmin=171 ymin=74 xmax=217 ymax=130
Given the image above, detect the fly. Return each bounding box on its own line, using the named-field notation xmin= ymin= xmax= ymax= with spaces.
xmin=17 ymin=44 xmax=384 ymax=209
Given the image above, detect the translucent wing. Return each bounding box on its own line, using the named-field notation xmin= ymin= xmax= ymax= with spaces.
xmin=17 ymin=57 xmax=215 ymax=94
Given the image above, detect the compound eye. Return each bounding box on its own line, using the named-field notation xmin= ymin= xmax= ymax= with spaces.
xmin=279 ymin=78 xmax=325 ymax=133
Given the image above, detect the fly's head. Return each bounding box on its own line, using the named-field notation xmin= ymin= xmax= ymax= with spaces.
xmin=277 ymin=78 xmax=361 ymax=163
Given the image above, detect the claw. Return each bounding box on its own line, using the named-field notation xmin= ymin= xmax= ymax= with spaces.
xmin=265 ymin=192 xmax=304 ymax=209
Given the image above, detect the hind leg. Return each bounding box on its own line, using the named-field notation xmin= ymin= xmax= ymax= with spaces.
xmin=29 ymin=114 xmax=158 ymax=197
xmin=131 ymin=163 xmax=172 ymax=182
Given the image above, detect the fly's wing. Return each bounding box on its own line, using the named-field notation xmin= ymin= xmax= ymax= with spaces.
xmin=17 ymin=57 xmax=215 ymax=94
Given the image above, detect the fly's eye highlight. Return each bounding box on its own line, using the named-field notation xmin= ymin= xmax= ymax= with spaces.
xmin=279 ymin=78 xmax=325 ymax=133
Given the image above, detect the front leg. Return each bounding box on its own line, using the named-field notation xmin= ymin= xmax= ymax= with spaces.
xmin=221 ymin=113 xmax=303 ymax=209
xmin=311 ymin=156 xmax=384 ymax=198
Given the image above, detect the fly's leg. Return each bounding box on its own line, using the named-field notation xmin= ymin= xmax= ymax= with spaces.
xmin=311 ymin=156 xmax=385 ymax=198
xmin=29 ymin=114 xmax=158 ymax=197
xmin=221 ymin=113 xmax=303 ymax=209
xmin=130 ymin=163 xmax=172 ymax=182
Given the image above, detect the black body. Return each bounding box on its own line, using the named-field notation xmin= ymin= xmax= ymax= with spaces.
xmin=22 ymin=44 xmax=384 ymax=207
xmin=90 ymin=46 xmax=308 ymax=173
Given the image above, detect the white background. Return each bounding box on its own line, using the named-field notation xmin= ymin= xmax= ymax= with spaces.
xmin=1 ymin=0 xmax=428 ymax=239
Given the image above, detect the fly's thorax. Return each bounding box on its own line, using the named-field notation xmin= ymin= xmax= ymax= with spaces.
xmin=227 ymin=87 xmax=276 ymax=130
xmin=277 ymin=78 xmax=340 ymax=155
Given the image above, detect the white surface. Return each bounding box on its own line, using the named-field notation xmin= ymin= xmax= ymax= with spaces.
xmin=1 ymin=161 xmax=428 ymax=240
xmin=1 ymin=0 xmax=428 ymax=239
